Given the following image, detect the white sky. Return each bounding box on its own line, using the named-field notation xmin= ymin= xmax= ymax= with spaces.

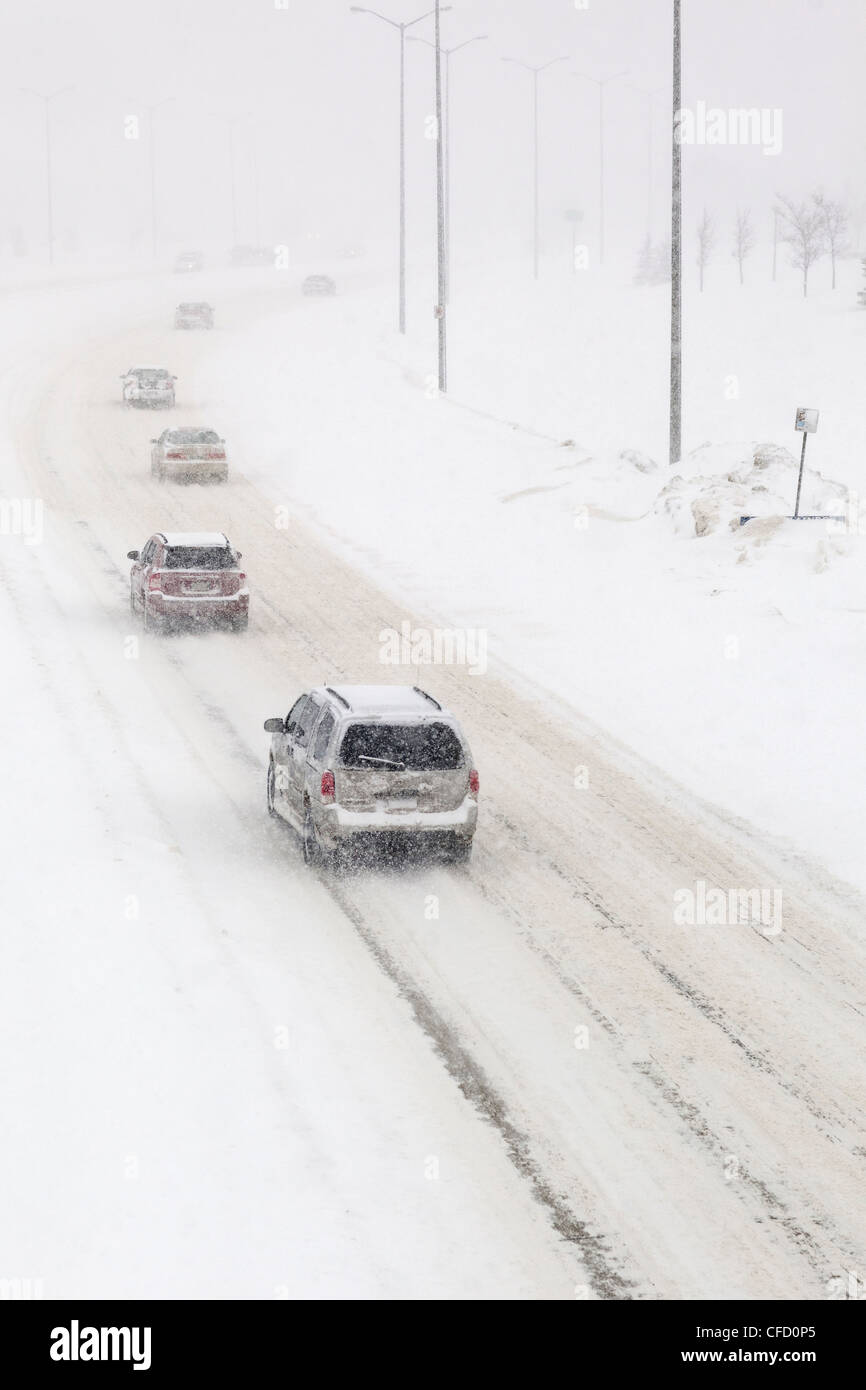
xmin=0 ymin=0 xmax=863 ymax=258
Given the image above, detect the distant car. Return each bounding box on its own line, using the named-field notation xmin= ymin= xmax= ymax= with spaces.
xmin=150 ymin=427 xmax=228 ymax=484
xmin=229 ymin=245 xmax=272 ymax=267
xmin=263 ymin=685 xmax=478 ymax=866
xmin=174 ymin=250 xmax=204 ymax=273
xmin=174 ymin=301 xmax=214 ymax=330
xmin=301 ymin=274 xmax=336 ymax=297
xmin=127 ymin=532 xmax=248 ymax=633
xmin=121 ymin=366 xmax=176 ymax=409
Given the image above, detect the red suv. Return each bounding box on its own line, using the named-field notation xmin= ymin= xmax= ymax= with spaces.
xmin=127 ymin=531 xmax=249 ymax=633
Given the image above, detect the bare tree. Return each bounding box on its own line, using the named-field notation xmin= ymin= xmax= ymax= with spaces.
xmin=696 ymin=207 xmax=715 ymax=291
xmin=732 ymin=207 xmax=756 ymax=285
xmin=775 ymin=195 xmax=824 ymax=297
xmin=813 ymin=193 xmax=848 ymax=289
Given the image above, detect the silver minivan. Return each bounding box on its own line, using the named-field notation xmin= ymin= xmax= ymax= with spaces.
xmin=264 ymin=685 xmax=478 ymax=866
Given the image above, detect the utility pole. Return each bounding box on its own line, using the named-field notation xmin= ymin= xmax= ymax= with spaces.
xmin=670 ymin=0 xmax=682 ymax=466
xmin=572 ymin=70 xmax=627 ymax=266
xmin=351 ymin=6 xmax=449 ymax=335
xmin=20 ymin=87 xmax=72 ymax=266
xmin=502 ymin=55 xmax=569 ymax=279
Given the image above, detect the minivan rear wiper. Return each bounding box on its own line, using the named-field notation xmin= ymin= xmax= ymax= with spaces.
xmin=356 ymin=755 xmax=406 ymax=770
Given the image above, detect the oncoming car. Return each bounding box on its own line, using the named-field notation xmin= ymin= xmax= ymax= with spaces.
xmin=121 ymin=366 xmax=176 ymax=409
xmin=174 ymin=250 xmax=204 ymax=272
xmin=150 ymin=427 xmax=228 ymax=484
xmin=174 ymin=301 xmax=214 ymax=330
xmin=301 ymin=274 xmax=336 ymax=297
xmin=127 ymin=532 xmax=249 ymax=633
xmin=263 ymin=685 xmax=478 ymax=867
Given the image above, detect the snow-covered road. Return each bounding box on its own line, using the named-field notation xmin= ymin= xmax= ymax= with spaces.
xmin=1 ymin=269 xmax=864 ymax=1299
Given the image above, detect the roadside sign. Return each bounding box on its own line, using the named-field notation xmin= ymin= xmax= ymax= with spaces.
xmin=794 ymin=407 xmax=820 ymax=516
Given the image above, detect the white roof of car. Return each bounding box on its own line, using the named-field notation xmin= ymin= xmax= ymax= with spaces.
xmin=160 ymin=532 xmax=230 ymax=547
xmin=317 ymin=685 xmax=444 ymax=717
xmin=128 ymin=365 xmax=171 ymax=374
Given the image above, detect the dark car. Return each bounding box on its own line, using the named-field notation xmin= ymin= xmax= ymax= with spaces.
xmin=127 ymin=531 xmax=249 ymax=633
xmin=301 ymin=274 xmax=336 ymax=297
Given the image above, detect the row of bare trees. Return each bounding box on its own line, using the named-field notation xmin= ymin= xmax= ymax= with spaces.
xmin=637 ymin=195 xmax=849 ymax=295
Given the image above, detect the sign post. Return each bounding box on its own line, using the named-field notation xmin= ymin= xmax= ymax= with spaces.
xmin=793 ymin=407 xmax=819 ymax=518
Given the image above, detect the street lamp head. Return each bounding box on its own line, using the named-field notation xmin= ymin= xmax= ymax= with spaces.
xmin=504 ymin=55 xmax=569 ymax=74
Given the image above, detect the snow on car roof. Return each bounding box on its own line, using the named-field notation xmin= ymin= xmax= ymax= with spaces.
xmin=160 ymin=532 xmax=230 ymax=547
xmin=318 ymin=685 xmax=444 ymax=717
xmin=128 ymin=365 xmax=171 ymax=374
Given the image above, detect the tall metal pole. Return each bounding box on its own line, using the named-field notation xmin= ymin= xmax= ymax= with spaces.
xmin=143 ymin=98 xmax=173 ymax=263
xmin=669 ymin=0 xmax=682 ymax=466
xmin=598 ymin=82 xmax=605 ymax=266
xmin=435 ymin=0 xmax=446 ymax=391
xmin=148 ymin=107 xmax=157 ymax=261
xmin=251 ymin=128 xmax=261 ymax=248
xmin=628 ymin=85 xmax=665 ymax=242
xmin=45 ymin=102 xmax=55 ymax=267
xmin=351 ymin=7 xmax=449 ymax=335
xmin=503 ymin=56 xmax=569 ymax=279
xmin=399 ymin=24 xmax=407 ymax=332
xmin=532 ymin=69 xmax=540 ymax=280
xmin=573 ymin=71 xmax=627 ymax=268
xmin=409 ymin=34 xmax=487 ymax=304
xmin=21 ymin=87 xmax=72 ymax=266
xmin=444 ymin=51 xmax=451 ymax=301
xmin=228 ymin=122 xmax=239 ymax=246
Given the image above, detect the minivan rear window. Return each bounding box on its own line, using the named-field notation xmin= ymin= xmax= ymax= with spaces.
xmin=339 ymin=722 xmax=463 ymax=771
xmin=163 ymin=546 xmax=234 ymax=570
xmin=168 ymin=429 xmax=220 ymax=445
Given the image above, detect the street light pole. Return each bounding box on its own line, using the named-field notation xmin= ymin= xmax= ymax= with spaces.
xmin=670 ymin=0 xmax=682 ymax=466
xmin=434 ymin=0 xmax=446 ymax=390
xmin=350 ymin=6 xmax=450 ymax=335
xmin=408 ymin=33 xmax=487 ymax=301
xmin=627 ymin=84 xmax=665 ymax=241
xmin=502 ymin=56 xmax=569 ymax=279
xmin=20 ymin=87 xmax=72 ymax=266
xmin=227 ymin=118 xmax=242 ymax=248
xmin=252 ymin=133 xmax=261 ymax=248
xmin=572 ymin=70 xmax=627 ymax=266
xmin=142 ymin=97 xmax=173 ymax=263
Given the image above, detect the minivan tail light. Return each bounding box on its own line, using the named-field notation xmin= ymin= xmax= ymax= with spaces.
xmin=321 ymin=771 xmax=335 ymax=803
xmin=148 ymin=571 xmax=162 ymax=591
xmin=469 ymin=769 xmax=479 ymax=795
